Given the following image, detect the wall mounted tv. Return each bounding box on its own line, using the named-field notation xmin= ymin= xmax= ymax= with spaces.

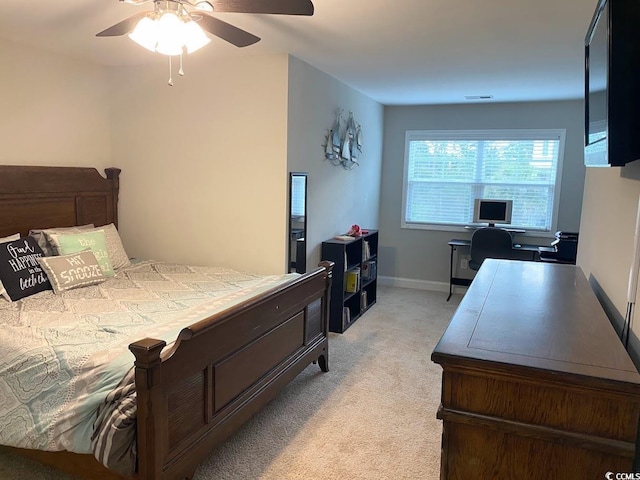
xmin=584 ymin=0 xmax=640 ymax=167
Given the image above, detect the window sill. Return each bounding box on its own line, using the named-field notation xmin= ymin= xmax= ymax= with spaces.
xmin=401 ymin=222 xmax=556 ymax=239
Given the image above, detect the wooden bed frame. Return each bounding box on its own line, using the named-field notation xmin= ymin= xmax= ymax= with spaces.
xmin=0 ymin=165 xmax=333 ymax=480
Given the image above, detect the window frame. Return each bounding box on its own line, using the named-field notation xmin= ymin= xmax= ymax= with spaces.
xmin=401 ymin=128 xmax=566 ymax=235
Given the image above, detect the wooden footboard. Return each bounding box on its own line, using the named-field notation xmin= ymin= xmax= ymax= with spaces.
xmin=129 ymin=261 xmax=333 ymax=480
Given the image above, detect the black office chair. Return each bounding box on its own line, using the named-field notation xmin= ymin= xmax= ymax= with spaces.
xmin=469 ymin=227 xmax=514 ymax=271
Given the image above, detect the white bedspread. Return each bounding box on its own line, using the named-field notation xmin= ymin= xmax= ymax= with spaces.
xmin=0 ymin=260 xmax=298 ymax=454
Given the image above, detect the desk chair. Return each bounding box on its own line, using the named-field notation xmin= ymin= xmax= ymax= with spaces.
xmin=469 ymin=227 xmax=514 ymax=271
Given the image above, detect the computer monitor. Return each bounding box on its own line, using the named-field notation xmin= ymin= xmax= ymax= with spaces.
xmin=473 ymin=199 xmax=513 ymax=227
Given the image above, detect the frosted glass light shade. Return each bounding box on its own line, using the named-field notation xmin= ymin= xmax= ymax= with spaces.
xmin=128 ymin=12 xmax=210 ymax=56
xmin=154 ymin=12 xmax=184 ymax=55
xmin=183 ymin=20 xmax=211 ymax=53
xmin=128 ymin=17 xmax=159 ymax=52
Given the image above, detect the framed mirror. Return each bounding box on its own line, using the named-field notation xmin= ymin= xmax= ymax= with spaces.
xmin=288 ymin=172 xmax=307 ymax=273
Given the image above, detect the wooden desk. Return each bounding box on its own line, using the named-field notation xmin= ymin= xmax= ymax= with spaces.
xmin=447 ymin=239 xmax=539 ymax=301
xmin=432 ymin=259 xmax=640 ymax=479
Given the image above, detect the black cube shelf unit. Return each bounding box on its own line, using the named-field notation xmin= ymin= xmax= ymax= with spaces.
xmin=321 ymin=230 xmax=378 ymax=333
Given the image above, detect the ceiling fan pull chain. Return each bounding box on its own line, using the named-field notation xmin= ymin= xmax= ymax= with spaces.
xmin=168 ymin=56 xmax=174 ymax=86
xmin=179 ymin=54 xmax=185 ymax=76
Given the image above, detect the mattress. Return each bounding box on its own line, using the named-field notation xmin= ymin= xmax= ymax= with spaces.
xmin=0 ymin=260 xmax=298 ymax=465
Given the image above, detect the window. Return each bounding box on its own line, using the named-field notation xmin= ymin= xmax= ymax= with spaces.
xmin=402 ymin=129 xmax=565 ymax=232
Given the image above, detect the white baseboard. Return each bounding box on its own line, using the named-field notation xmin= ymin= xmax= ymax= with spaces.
xmin=378 ymin=276 xmax=469 ymax=295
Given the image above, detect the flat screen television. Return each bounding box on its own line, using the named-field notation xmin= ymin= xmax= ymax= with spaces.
xmin=473 ymin=199 xmax=512 ymax=227
xmin=584 ymin=0 xmax=640 ymax=167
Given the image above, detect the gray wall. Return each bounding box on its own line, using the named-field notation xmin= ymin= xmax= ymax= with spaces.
xmin=379 ymin=100 xmax=586 ymax=289
xmin=287 ymin=56 xmax=384 ymax=270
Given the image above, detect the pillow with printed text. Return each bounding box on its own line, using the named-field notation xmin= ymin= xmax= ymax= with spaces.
xmin=47 ymin=229 xmax=115 ymax=277
xmin=41 ymin=224 xmax=130 ymax=270
xmin=38 ymin=249 xmax=107 ymax=294
xmin=0 ymin=236 xmax=52 ymax=301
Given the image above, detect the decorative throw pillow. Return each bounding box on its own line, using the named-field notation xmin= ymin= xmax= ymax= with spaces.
xmin=48 ymin=229 xmax=115 ymax=277
xmin=29 ymin=224 xmax=95 ymax=256
xmin=0 ymin=236 xmax=52 ymax=301
xmin=89 ymin=223 xmax=130 ymax=270
xmin=0 ymin=233 xmax=21 ymax=300
xmin=37 ymin=249 xmax=107 ymax=294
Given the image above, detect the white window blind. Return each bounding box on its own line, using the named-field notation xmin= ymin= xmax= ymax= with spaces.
xmin=402 ymin=129 xmax=565 ymax=232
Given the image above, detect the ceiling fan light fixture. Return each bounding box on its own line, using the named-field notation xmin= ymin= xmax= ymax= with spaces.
xmin=128 ymin=9 xmax=210 ymax=56
xmin=100 ymin=0 xmax=314 ymax=85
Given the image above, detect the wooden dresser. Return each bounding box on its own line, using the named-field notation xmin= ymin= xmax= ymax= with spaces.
xmin=432 ymin=259 xmax=640 ymax=479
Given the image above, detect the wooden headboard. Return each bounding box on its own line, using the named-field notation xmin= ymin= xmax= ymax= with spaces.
xmin=0 ymin=166 xmax=121 ymax=238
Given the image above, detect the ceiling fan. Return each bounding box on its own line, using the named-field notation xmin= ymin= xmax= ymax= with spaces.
xmin=97 ymin=0 xmax=314 ymax=84
xmin=97 ymin=0 xmax=314 ymax=49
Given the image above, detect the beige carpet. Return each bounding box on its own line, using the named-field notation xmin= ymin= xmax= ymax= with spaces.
xmin=0 ymin=286 xmax=462 ymax=480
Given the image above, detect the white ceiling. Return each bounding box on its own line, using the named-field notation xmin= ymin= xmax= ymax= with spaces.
xmin=0 ymin=0 xmax=597 ymax=105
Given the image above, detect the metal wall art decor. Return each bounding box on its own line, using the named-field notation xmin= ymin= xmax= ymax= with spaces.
xmin=323 ymin=110 xmax=363 ymax=170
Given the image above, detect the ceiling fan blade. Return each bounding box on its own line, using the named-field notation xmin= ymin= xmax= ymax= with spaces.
xmin=209 ymin=0 xmax=314 ymax=15
xmin=96 ymin=12 xmax=148 ymax=37
xmin=198 ymin=13 xmax=260 ymax=47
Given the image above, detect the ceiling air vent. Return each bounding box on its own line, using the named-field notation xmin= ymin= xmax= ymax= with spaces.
xmin=465 ymin=95 xmax=494 ymax=100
